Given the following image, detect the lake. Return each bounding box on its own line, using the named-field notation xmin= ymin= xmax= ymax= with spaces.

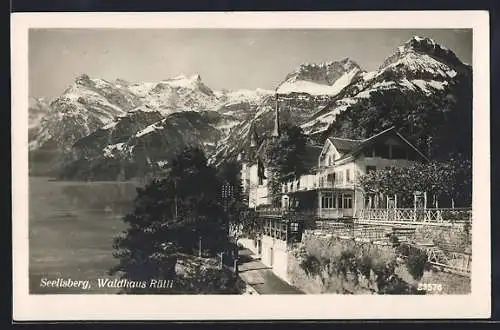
xmin=29 ymin=177 xmax=143 ymax=294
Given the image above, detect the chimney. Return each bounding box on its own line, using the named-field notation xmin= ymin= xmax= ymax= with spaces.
xmin=272 ymin=91 xmax=280 ymax=138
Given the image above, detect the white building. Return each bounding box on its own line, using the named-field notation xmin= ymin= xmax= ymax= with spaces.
xmin=282 ymin=126 xmax=429 ymax=219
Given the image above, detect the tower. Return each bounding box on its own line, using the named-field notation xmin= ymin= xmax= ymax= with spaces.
xmin=250 ymin=123 xmax=258 ymax=148
xmin=272 ymin=91 xmax=280 ymax=138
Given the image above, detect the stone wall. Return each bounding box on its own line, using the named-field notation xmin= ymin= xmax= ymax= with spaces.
xmin=286 ymin=230 xmax=471 ymax=294
xmin=415 ymin=224 xmax=472 ymax=253
xmin=286 ymin=232 xmax=396 ymax=294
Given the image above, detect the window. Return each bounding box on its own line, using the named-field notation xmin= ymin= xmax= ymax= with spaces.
xmin=346 ymin=169 xmax=351 ymax=183
xmin=327 ymin=173 xmax=335 ymax=186
xmin=336 ymin=171 xmax=344 ymax=184
xmin=337 ymin=195 xmax=343 ymax=209
xmin=343 ymin=194 xmax=353 ymax=209
xmin=290 ymin=222 xmax=299 ymax=232
xmin=321 ymin=193 xmax=335 ymax=209
xmin=366 ymin=166 xmax=376 ymax=174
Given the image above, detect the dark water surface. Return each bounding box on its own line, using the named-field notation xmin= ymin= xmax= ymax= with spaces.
xmin=29 ymin=177 xmax=142 ymax=294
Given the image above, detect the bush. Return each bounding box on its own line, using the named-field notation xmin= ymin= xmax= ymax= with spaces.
xmin=294 ymin=235 xmax=424 ymax=294
xmin=406 ymin=248 xmax=429 ymax=281
xmin=379 ymin=274 xmax=422 ymax=294
xmin=358 ymin=254 xmax=373 ymax=280
xmin=175 ymin=261 xmax=245 ymax=294
xmin=395 ymin=243 xmax=411 ymax=257
xmin=336 ymin=250 xmax=358 ymax=281
xmin=300 ymin=255 xmax=323 ymax=277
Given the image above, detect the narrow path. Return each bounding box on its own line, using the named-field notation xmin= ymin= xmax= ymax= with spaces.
xmin=238 ymin=248 xmax=304 ymax=294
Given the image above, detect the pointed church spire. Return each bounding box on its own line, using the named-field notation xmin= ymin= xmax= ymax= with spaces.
xmin=250 ymin=123 xmax=258 ymax=148
xmin=272 ymin=90 xmax=280 ymax=138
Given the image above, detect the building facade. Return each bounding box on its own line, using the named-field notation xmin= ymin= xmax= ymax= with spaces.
xmin=282 ymin=126 xmax=428 ymax=219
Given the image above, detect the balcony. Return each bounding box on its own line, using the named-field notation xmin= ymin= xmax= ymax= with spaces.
xmin=317 ymin=208 xmax=353 ymax=219
xmin=256 ymin=207 xmax=353 ymax=220
xmin=357 ymin=208 xmax=472 ymax=225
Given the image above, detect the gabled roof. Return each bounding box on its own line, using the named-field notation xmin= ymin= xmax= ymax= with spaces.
xmin=333 ymin=126 xmax=429 ymax=163
xmin=327 ymin=137 xmax=363 ymax=153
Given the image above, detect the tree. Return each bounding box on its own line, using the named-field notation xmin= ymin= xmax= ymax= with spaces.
xmin=216 ymin=160 xmax=262 ymax=243
xmin=110 ymin=146 xmax=229 ymax=293
xmin=266 ymin=124 xmax=308 ymax=180
xmin=264 ymin=124 xmax=309 ymax=206
xmin=358 ymin=158 xmax=472 ymax=208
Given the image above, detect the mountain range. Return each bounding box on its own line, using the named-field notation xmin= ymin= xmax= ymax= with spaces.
xmin=29 ymin=36 xmax=472 ymax=180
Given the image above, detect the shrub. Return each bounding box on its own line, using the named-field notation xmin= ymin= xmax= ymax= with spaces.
xmin=406 ymin=248 xmax=429 ymax=281
xmin=294 ymin=235 xmax=423 ymax=294
xmin=395 ymin=243 xmax=411 ymax=257
xmin=336 ymin=249 xmax=358 ymax=281
xmin=358 ymin=254 xmax=374 ymax=280
xmin=300 ymin=255 xmax=323 ymax=277
xmin=379 ymin=274 xmax=421 ymax=294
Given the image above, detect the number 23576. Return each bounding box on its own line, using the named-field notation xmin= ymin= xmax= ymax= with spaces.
xmin=417 ymin=283 xmax=443 ymax=292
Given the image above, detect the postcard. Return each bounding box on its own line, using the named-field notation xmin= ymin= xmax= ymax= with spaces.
xmin=11 ymin=10 xmax=490 ymax=320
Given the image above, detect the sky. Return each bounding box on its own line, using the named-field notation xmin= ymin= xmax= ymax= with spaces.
xmin=29 ymin=29 xmax=472 ymax=101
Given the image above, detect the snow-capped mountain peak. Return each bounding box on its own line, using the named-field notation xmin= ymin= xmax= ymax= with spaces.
xmin=381 ymin=35 xmax=468 ymax=73
xmin=276 ymin=58 xmax=364 ymax=96
xmin=162 ymin=73 xmax=203 ymax=88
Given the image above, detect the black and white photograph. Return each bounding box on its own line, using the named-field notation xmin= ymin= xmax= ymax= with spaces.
xmin=12 ymin=11 xmax=490 ymax=320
